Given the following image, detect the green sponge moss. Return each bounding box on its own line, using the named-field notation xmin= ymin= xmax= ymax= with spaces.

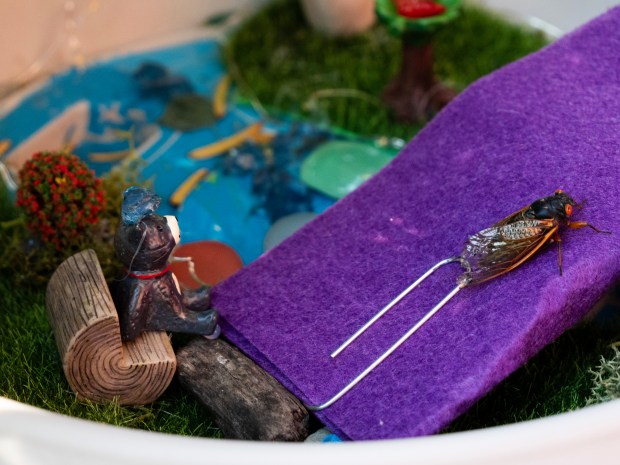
xmin=225 ymin=0 xmax=549 ymax=140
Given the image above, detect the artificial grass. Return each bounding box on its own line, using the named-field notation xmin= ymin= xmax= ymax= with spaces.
xmin=225 ymin=0 xmax=549 ymax=141
xmin=1 ymin=0 xmax=618 ymax=441
xmin=0 ymin=275 xmax=221 ymax=436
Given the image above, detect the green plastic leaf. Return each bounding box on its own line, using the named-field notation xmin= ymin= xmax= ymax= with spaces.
xmin=159 ymin=94 xmax=216 ymax=131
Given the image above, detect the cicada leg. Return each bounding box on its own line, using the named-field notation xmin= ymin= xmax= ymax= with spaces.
xmin=553 ymin=231 xmax=563 ymax=276
xmin=567 ymin=221 xmax=611 ymax=234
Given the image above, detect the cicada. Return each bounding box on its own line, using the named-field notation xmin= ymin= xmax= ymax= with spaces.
xmin=461 ymin=190 xmax=609 ymax=286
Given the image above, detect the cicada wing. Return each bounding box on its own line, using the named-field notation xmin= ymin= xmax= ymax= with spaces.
xmin=493 ymin=203 xmax=532 ymax=227
xmin=462 ymin=219 xmax=558 ymax=286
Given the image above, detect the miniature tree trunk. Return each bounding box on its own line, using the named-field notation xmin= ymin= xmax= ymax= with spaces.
xmin=177 ymin=337 xmax=310 ymax=441
xmin=46 ymin=249 xmax=176 ymax=405
xmin=382 ymin=34 xmax=456 ymax=122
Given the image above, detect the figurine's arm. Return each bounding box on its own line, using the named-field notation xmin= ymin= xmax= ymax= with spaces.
xmin=169 ymin=270 xmax=211 ymax=310
xmin=182 ymin=286 xmax=211 ymax=311
xmin=145 ymin=275 xmax=218 ymax=338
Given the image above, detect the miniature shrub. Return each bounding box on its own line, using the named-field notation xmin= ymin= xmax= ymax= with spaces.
xmin=16 ymin=151 xmax=105 ymax=250
xmin=588 ymin=345 xmax=620 ymax=404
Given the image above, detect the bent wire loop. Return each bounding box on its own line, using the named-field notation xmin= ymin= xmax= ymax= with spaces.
xmin=170 ymin=255 xmax=210 ymax=287
xmin=304 ymin=256 xmax=471 ymax=412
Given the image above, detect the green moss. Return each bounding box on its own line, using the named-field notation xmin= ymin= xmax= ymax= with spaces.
xmin=588 ymin=342 xmax=620 ymax=404
xmin=0 ymin=177 xmax=17 ymax=221
xmin=225 ymin=0 xmax=549 ymax=140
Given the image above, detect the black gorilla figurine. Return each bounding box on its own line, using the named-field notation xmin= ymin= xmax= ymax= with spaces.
xmin=112 ymin=187 xmax=219 ymax=342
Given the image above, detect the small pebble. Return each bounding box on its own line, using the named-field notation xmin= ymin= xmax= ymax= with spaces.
xmin=305 ymin=427 xmax=342 ymax=443
xmin=263 ymin=212 xmax=318 ymax=251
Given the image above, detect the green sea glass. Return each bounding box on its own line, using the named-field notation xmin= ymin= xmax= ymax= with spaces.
xmin=301 ymin=141 xmax=396 ymax=199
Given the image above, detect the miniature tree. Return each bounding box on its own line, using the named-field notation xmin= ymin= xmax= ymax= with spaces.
xmin=17 ymin=151 xmax=105 ymax=250
xmin=376 ymin=0 xmax=461 ymax=122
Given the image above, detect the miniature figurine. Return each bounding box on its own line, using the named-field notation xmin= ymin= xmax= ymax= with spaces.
xmin=111 ymin=186 xmax=220 ymax=341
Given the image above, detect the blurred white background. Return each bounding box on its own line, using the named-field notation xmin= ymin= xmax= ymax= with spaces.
xmin=0 ymin=0 xmax=618 ymax=88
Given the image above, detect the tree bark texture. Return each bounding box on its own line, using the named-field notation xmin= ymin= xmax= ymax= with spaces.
xmin=382 ymin=39 xmax=456 ymax=123
xmin=46 ymin=249 xmax=176 ymax=405
xmin=177 ymin=337 xmax=310 ymax=441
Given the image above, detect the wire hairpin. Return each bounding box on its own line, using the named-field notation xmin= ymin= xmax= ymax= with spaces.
xmin=304 ymin=190 xmax=609 ymax=411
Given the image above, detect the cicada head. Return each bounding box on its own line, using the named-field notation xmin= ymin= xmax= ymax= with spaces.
xmin=525 ymin=190 xmax=577 ymax=223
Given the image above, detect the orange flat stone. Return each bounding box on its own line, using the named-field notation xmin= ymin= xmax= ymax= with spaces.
xmin=171 ymin=241 xmax=243 ymax=289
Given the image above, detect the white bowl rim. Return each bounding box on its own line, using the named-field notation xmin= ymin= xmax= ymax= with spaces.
xmin=2 ymin=396 xmax=620 ymax=465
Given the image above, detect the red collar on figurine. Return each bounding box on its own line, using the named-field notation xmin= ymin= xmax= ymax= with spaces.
xmin=126 ymin=265 xmax=171 ymax=280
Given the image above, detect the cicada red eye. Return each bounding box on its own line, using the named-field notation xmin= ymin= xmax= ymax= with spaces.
xmin=565 ymin=204 xmax=573 ymax=216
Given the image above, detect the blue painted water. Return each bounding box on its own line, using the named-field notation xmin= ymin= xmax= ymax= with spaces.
xmin=0 ymin=38 xmax=337 ymax=263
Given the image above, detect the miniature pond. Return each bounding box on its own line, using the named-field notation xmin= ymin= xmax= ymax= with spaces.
xmin=1 ymin=38 xmax=348 ymax=264
xmin=1 ymin=0 xmax=618 ymax=441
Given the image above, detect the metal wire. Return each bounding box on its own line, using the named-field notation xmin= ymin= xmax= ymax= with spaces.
xmin=331 ymin=257 xmax=467 ymax=358
xmin=305 ymin=257 xmax=469 ymax=411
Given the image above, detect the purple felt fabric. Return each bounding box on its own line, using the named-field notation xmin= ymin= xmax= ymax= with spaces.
xmin=212 ymin=8 xmax=620 ymax=440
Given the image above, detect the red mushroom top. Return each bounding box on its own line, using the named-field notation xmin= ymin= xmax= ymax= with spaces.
xmin=394 ymin=0 xmax=446 ymax=19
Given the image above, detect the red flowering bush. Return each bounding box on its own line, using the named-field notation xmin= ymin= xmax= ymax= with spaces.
xmin=16 ymin=151 xmax=105 ymax=249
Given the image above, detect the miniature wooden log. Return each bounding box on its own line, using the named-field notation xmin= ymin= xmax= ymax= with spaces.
xmin=177 ymin=337 xmax=310 ymax=441
xmin=46 ymin=249 xmax=176 ymax=405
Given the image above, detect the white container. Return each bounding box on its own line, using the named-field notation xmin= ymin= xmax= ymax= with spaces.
xmin=3 ymin=396 xmax=620 ymax=465
xmin=2 ymin=1 xmax=620 ymax=464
